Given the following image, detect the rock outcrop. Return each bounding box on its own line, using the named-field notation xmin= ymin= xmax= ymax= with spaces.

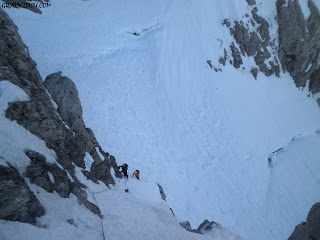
xmin=180 ymin=221 xmax=198 ymax=233
xmin=0 ymin=163 xmax=45 ymax=224
xmin=44 ymin=72 xmax=121 ymax=185
xmin=156 ymin=183 xmax=167 ymax=201
xmin=0 ymin=8 xmax=119 ymax=225
xmin=180 ymin=219 xmax=217 ymax=234
xmin=289 ymin=202 xmax=320 ymax=240
xmin=221 ymin=2 xmax=280 ymax=79
xmin=180 ymin=219 xmax=242 ymax=239
xmin=25 ymin=150 xmax=73 ymax=198
xmin=197 ymin=219 xmax=218 ymax=234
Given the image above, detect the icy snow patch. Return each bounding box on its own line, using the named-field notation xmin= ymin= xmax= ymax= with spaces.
xmin=96 ymin=147 xmax=105 ymax=160
xmin=0 ymin=80 xmax=29 ymax=112
xmin=282 ymin=0 xmax=314 ymax=20
xmin=84 ymin=152 xmax=94 ymax=171
xmin=45 ymin=89 xmax=58 ymax=110
xmin=299 ymin=0 xmax=311 ymax=20
xmin=305 ymin=63 xmax=312 ymax=72
xmin=48 ymin=172 xmax=55 ymax=183
xmin=115 ymin=177 xmax=165 ymax=206
xmin=0 ymin=157 xmax=9 ymax=167
xmin=314 ymin=1 xmax=320 ymax=15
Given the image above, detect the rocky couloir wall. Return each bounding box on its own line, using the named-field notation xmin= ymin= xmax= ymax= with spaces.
xmin=0 ymin=8 xmax=121 ymax=224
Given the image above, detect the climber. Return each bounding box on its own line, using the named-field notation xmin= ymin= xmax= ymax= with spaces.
xmin=118 ymin=163 xmax=128 ymax=178
xmin=132 ymin=170 xmax=140 ymax=180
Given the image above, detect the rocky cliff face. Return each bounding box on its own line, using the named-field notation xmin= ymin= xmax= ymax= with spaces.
xmin=0 ymin=163 xmax=45 ymax=224
xmin=277 ymin=0 xmax=320 ymax=92
xmin=220 ymin=0 xmax=320 ymax=104
xmin=0 ymin=8 xmax=121 ymax=225
xmin=289 ymin=202 xmax=320 ymax=240
xmin=43 ymin=72 xmax=122 ymax=185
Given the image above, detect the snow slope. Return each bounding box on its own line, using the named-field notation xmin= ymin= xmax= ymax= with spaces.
xmin=265 ymin=132 xmax=320 ymax=238
xmin=96 ymin=177 xmax=242 ymax=240
xmin=4 ymin=0 xmax=320 ymax=239
xmin=0 ymin=81 xmax=240 ymax=240
xmin=0 ymin=177 xmax=242 ymax=240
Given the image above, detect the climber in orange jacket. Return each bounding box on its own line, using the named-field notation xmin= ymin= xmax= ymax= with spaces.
xmin=132 ymin=170 xmax=140 ymax=180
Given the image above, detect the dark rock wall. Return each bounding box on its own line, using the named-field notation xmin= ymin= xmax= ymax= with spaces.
xmin=0 ymin=163 xmax=45 ymax=224
xmin=44 ymin=72 xmax=122 ymax=183
xmin=25 ymin=150 xmax=72 ymax=198
xmin=0 ymin=8 xmax=120 ymax=225
xmin=277 ymin=0 xmax=320 ymax=91
xmin=156 ymin=183 xmax=167 ymax=201
xmin=289 ymin=202 xmax=320 ymax=240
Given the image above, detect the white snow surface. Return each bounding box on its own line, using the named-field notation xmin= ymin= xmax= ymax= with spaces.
xmin=3 ymin=0 xmax=320 ymax=239
xmin=96 ymin=147 xmax=105 ymax=160
xmin=265 ymin=133 xmax=320 ymax=238
xmin=299 ymin=0 xmax=312 ymax=20
xmin=84 ymin=152 xmax=94 ymax=171
xmin=0 ymin=176 xmax=242 ymax=240
xmin=47 ymin=172 xmax=55 ymax=183
xmin=96 ymin=177 xmax=242 ymax=240
xmin=0 ymin=82 xmax=241 ymax=240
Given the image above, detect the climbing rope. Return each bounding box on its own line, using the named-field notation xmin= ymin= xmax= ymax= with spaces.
xmin=86 ymin=188 xmax=106 ymax=240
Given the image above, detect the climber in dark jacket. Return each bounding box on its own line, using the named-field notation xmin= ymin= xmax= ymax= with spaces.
xmin=118 ymin=163 xmax=128 ymax=178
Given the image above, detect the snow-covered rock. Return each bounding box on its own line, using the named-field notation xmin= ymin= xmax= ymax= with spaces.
xmin=222 ymin=2 xmax=280 ymax=78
